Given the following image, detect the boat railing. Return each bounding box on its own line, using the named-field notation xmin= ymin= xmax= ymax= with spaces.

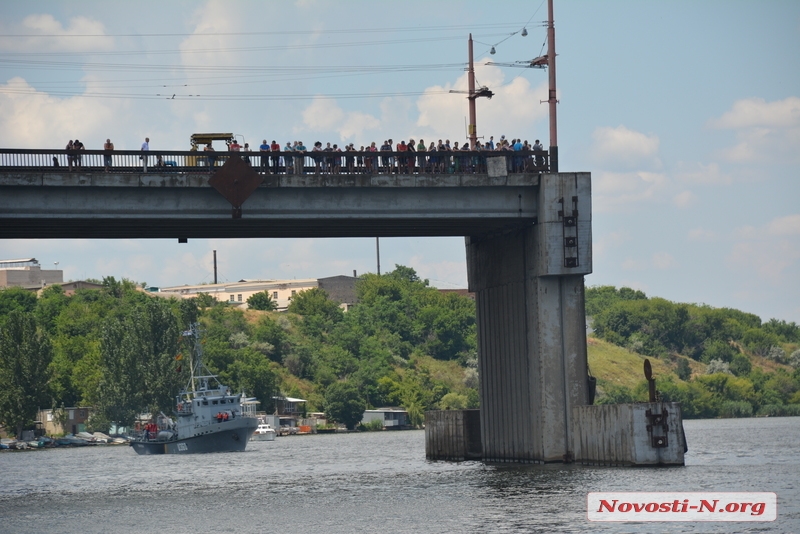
xmin=175 ymin=401 xmax=194 ymax=415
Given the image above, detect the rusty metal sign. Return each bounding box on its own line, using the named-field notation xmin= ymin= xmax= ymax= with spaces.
xmin=207 ymin=154 xmax=263 ymax=219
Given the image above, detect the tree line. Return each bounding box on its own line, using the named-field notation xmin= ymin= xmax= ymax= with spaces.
xmin=0 ymin=267 xmax=478 ymax=437
xmin=587 ymin=286 xmax=800 ymax=418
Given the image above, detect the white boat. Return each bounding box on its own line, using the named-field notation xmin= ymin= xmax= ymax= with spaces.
xmin=251 ymin=423 xmax=276 ymax=441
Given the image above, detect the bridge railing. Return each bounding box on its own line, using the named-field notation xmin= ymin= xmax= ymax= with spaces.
xmin=0 ymin=148 xmax=549 ymax=175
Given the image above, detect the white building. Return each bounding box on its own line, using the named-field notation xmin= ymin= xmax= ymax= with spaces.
xmin=157 ymin=275 xmax=357 ymax=311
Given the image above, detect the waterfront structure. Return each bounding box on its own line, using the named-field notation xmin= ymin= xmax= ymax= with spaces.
xmin=362 ymin=409 xmax=409 ymax=428
xmin=0 ymin=258 xmax=62 ymax=288
xmin=38 ymin=406 xmax=91 ymax=436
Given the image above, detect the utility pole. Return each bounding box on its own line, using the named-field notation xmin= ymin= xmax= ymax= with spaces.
xmin=547 ymin=0 xmax=559 ymax=172
xmin=468 ymin=34 xmax=477 ymax=148
xmin=376 ymin=237 xmax=381 ymax=275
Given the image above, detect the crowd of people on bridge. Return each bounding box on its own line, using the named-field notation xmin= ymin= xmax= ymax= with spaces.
xmin=58 ymin=134 xmax=547 ymax=174
xmin=243 ymin=135 xmax=547 ymax=175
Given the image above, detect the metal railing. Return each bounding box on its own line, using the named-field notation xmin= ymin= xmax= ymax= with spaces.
xmin=0 ymin=148 xmax=549 ymax=175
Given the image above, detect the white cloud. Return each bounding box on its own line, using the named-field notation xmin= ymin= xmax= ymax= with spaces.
xmin=180 ymin=1 xmax=242 ymax=70
xmin=592 ymin=170 xmax=668 ymax=213
xmin=0 ymin=14 xmax=113 ymax=52
xmin=708 ymin=97 xmax=800 ymax=129
xmin=589 ymin=125 xmax=661 ymax=170
xmin=674 ymin=161 xmax=731 ymax=186
xmin=416 ymin=61 xmax=548 ymax=143
xmin=0 ymin=77 xmax=119 ymax=148
xmin=300 ymin=97 xmax=380 ymax=141
xmin=767 ymin=214 xmax=800 ymax=236
xmin=709 ymin=97 xmax=800 ymax=164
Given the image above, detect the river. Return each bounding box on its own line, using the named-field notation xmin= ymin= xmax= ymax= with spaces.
xmin=1 ymin=417 xmax=798 ymax=533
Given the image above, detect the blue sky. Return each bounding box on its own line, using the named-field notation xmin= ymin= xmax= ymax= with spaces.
xmin=1 ymin=1 xmax=798 ymax=323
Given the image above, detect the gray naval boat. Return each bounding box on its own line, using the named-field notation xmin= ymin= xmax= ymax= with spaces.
xmin=130 ymin=326 xmax=258 ymax=455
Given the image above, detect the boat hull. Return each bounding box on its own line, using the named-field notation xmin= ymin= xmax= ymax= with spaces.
xmin=250 ymin=432 xmax=276 ymax=442
xmin=131 ymin=418 xmax=258 ymax=455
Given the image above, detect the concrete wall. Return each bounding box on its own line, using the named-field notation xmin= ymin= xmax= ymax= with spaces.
xmin=572 ymin=402 xmax=685 ymax=466
xmin=0 ymin=266 xmax=62 ymax=288
xmin=425 ymin=410 xmax=481 ymax=461
xmin=466 ymin=172 xmax=592 ymax=463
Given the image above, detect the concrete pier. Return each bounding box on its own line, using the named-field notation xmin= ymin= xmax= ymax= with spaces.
xmin=467 ymin=173 xmax=592 ymax=463
xmin=425 ymin=410 xmax=482 ymax=461
xmin=572 ymin=402 xmax=686 ymax=466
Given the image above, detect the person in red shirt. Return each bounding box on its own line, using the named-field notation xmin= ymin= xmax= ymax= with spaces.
xmin=270 ymin=140 xmax=281 ymax=173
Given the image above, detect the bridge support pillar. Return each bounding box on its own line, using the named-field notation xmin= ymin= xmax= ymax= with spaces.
xmin=466 ymin=172 xmax=592 ymax=462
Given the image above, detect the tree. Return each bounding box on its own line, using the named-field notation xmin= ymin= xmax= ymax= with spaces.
xmin=247 ymin=291 xmax=278 ymax=311
xmin=0 ymin=310 xmax=53 ymax=438
xmin=324 ymin=381 xmax=364 ymax=430
xmin=97 ymin=298 xmax=181 ymax=428
xmin=0 ymin=286 xmax=38 ymax=322
xmin=676 ymin=358 xmax=692 ymax=381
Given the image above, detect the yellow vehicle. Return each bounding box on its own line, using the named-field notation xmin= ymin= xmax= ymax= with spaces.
xmin=189 ymin=133 xmax=236 ymax=166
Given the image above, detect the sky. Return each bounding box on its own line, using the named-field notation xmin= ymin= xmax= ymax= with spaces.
xmin=0 ymin=1 xmax=798 ymax=323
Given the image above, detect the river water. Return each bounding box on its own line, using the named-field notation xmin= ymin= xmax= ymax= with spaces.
xmin=1 ymin=417 xmax=798 ymax=533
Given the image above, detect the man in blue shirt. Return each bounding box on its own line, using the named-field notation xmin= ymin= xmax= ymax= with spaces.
xmin=259 ymin=140 xmax=270 ymax=173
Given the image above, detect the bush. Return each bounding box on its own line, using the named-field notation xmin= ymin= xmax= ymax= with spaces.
xmin=676 ymin=358 xmax=692 ymax=381
xmin=729 ymin=353 xmax=752 ymax=376
xmin=790 ymin=349 xmax=800 ymax=369
xmin=360 ymin=419 xmax=384 ymax=431
xmin=718 ymin=401 xmax=753 ymax=418
xmin=767 ymin=345 xmax=787 ymax=364
xmin=705 ymin=359 xmax=732 ymax=375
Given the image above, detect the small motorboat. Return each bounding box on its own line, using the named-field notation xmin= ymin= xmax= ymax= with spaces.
xmin=251 ymin=423 xmax=277 ymax=442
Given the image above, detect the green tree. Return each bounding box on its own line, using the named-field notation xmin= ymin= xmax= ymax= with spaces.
xmin=0 ymin=286 xmax=38 ymax=322
xmin=0 ymin=310 xmax=53 ymax=438
xmin=324 ymin=381 xmax=364 ymax=430
xmin=247 ymin=291 xmax=278 ymax=311
xmin=676 ymin=358 xmax=692 ymax=381
xmin=97 ymin=298 xmax=181 ymax=428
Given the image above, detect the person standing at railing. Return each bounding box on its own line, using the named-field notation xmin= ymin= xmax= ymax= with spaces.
xmin=204 ymin=142 xmax=216 ymax=168
xmin=283 ymin=141 xmax=294 ymax=174
xmin=533 ymin=139 xmax=544 ymax=168
xmin=416 ymin=139 xmax=426 ymax=174
xmin=66 ymin=140 xmax=76 ymax=171
xmin=141 ymin=137 xmax=150 ymax=172
xmin=73 ymin=139 xmax=84 ymax=170
xmin=294 ymin=141 xmax=306 ymax=175
xmin=270 ymin=140 xmax=280 ymax=174
xmin=243 ymin=143 xmax=251 ymax=165
xmin=103 ymin=138 xmax=114 ymax=172
xmin=259 ymin=139 xmax=270 ymax=173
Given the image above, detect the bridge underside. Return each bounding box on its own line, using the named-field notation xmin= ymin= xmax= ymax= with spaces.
xmin=2 ymin=216 xmax=534 ymax=239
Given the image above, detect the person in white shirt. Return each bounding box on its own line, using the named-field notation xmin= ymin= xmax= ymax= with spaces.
xmin=141 ymin=137 xmax=150 ymax=172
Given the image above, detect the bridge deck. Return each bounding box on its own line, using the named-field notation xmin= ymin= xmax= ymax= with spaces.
xmin=0 ymin=170 xmax=542 ymax=239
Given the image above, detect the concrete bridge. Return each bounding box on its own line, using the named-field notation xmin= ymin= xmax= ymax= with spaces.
xmin=0 ymin=152 xmax=594 ymax=463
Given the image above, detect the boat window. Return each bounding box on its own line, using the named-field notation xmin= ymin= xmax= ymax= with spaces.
xmin=202 ymin=400 xmax=208 ymax=405
xmin=212 ymin=400 xmax=218 ymax=405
